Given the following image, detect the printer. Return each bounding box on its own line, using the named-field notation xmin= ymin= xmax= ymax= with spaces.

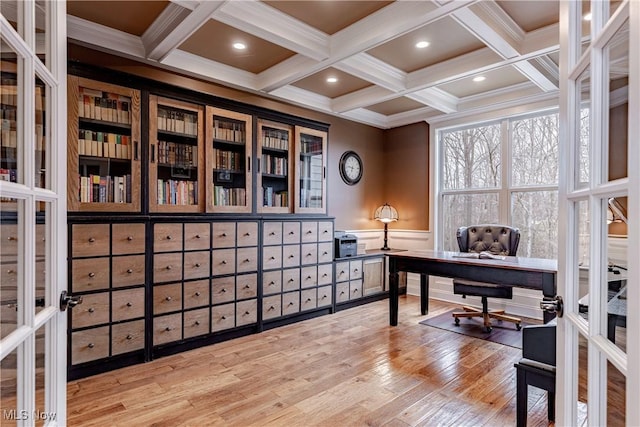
xmin=334 ymin=233 xmax=357 ymax=258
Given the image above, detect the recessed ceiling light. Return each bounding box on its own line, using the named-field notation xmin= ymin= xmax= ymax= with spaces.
xmin=415 ymin=41 xmax=430 ymax=49
xmin=473 ymin=76 xmax=486 ymax=82
xmin=326 ymin=77 xmax=338 ymax=83
xmin=233 ymin=42 xmax=246 ymax=50
xmin=583 ymin=12 xmax=592 ymax=21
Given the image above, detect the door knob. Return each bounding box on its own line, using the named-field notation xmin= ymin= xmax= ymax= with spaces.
xmin=60 ymin=290 xmax=83 ymax=311
xmin=540 ymin=296 xmax=563 ymax=317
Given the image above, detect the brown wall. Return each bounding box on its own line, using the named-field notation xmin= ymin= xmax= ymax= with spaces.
xmin=68 ymin=44 xmax=418 ymax=231
xmin=382 ymin=122 xmax=430 ymax=231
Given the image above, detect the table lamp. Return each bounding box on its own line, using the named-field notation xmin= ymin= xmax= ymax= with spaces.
xmin=374 ymin=203 xmax=398 ymax=250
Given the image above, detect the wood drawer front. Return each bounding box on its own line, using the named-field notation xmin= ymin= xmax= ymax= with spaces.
xmin=153 ymin=252 xmax=183 ymax=283
xmin=263 ymin=222 xmax=282 ymax=246
xmin=301 ymin=222 xmax=318 ymax=243
xmin=212 ymin=276 xmax=236 ymax=304
xmin=262 ymin=295 xmax=281 ymax=320
xmin=112 ymin=320 xmax=145 ymax=355
xmin=153 ymin=283 xmax=182 ymax=314
xmin=35 ymin=224 xmax=46 ymax=257
xmin=318 ymin=221 xmax=334 ymax=242
xmin=336 ymin=282 xmax=350 ymax=303
xmin=317 ymin=285 xmax=332 ymax=307
xmin=282 ymin=292 xmax=300 ymax=315
xmin=301 ymin=243 xmax=318 ymax=265
xmin=317 ymin=263 xmax=333 ymax=286
xmin=282 ymin=222 xmax=301 ymax=244
xmin=184 ymin=280 xmax=210 ymax=309
xmin=183 ymin=308 xmax=210 ymax=339
xmin=317 ymin=242 xmax=333 ymax=263
xmin=71 ymin=326 xmax=109 ymax=364
xmin=211 ymin=223 xmax=236 ymax=248
xmin=72 ymin=224 xmax=110 ymax=258
xmin=154 ymin=223 xmax=183 ymax=252
xmin=262 ymin=270 xmax=282 ymax=295
xmin=237 ymin=273 xmax=257 ymax=299
xmin=282 ymin=268 xmax=300 ymax=292
xmin=282 ymin=244 xmax=300 ymax=268
xmin=350 ymin=280 xmax=363 ymax=300
xmin=236 ymin=247 xmax=258 ymax=273
xmin=350 ymin=260 xmax=363 ymax=280
xmin=184 ymin=223 xmax=211 ymax=251
xmin=301 ymin=266 xmax=317 ymax=289
xmin=300 ymin=288 xmax=317 ymax=311
xmin=1 ymin=261 xmax=18 ymax=288
xmin=112 ymin=288 xmax=145 ymax=322
xmin=112 ymin=223 xmax=146 ymax=254
xmin=153 ymin=313 xmax=182 ymax=346
xmin=1 ymin=224 xmax=18 ymax=255
xmin=237 ymin=222 xmax=258 ymax=247
xmin=111 ymin=255 xmax=145 ymax=288
xmin=335 ymin=261 xmax=349 ymax=282
xmin=212 ymin=303 xmax=235 ymax=332
xmin=72 ymin=293 xmax=110 ymax=329
xmin=71 ymin=257 xmax=110 ymax=293
xmin=236 ymin=299 xmax=257 ymax=326
xmin=212 ymin=248 xmax=236 ymax=276
xmin=262 ymin=246 xmax=282 ymax=270
xmin=184 ymin=251 xmax=210 ymax=280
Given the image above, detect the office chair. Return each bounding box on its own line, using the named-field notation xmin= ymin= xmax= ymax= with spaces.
xmin=452 ymin=224 xmax=522 ymax=332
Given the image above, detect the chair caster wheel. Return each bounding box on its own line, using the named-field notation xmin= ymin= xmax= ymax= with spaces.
xmin=485 ymin=326 xmax=492 ymax=333
xmin=516 ymin=324 xmax=522 ymax=331
xmin=454 ymin=318 xmax=460 ymax=326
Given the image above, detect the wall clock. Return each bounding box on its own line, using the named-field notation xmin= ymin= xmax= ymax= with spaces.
xmin=339 ymin=151 xmax=363 ymax=185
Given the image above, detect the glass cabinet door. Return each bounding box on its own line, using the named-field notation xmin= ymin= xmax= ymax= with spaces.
xmin=149 ymin=95 xmax=204 ymax=212
xmin=257 ymin=119 xmax=293 ymax=213
xmin=205 ymin=107 xmax=252 ymax=213
xmin=294 ymin=126 xmax=327 ymax=213
xmin=67 ymin=76 xmax=141 ymax=212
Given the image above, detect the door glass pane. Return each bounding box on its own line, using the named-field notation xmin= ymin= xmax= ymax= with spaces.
xmin=34 ymin=1 xmax=47 ymax=67
xmin=34 ymin=74 xmax=47 ymax=189
xmin=212 ymin=115 xmax=248 ymax=207
xmin=607 ymin=361 xmax=626 ymax=426
xmin=577 ymin=331 xmax=589 ymax=425
xmin=35 ymin=201 xmax=47 ymax=312
xmin=0 ymin=1 xmax=18 ymax=33
xmin=298 ymin=132 xmax=323 ymax=209
xmin=35 ymin=324 xmax=48 ymax=426
xmin=0 ymin=346 xmax=18 ymax=427
xmin=580 ymin=1 xmax=590 ymax=55
xmin=577 ymin=70 xmax=590 ymax=188
xmin=605 ymin=197 xmax=627 ymax=350
xmin=576 ymin=199 xmax=590 ymax=325
xmin=605 ymin=19 xmax=628 ymax=182
xmin=441 ymin=122 xmax=501 ymax=190
xmin=1 ymin=48 xmax=19 ymax=185
xmin=1 ymin=198 xmax=20 ymax=338
xmin=511 ymin=190 xmax=558 ymax=258
xmin=441 ymin=193 xmax=498 ymax=251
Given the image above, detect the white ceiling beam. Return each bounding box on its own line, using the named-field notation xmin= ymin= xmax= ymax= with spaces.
xmin=268 ymin=85 xmax=333 ymax=113
xmin=212 ymin=0 xmax=330 ymax=61
xmin=68 ymin=15 xmax=146 ymax=59
xmin=332 ymin=86 xmax=397 ymax=113
xmin=406 ymin=88 xmax=459 ymax=114
xmin=334 ymin=53 xmax=406 ymax=92
xmin=340 ymin=108 xmax=388 ymax=129
xmin=144 ymin=1 xmax=224 ymax=62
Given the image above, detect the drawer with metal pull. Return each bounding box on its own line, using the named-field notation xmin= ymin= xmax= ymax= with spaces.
xmin=153 ymin=313 xmax=182 ymax=345
xmin=184 ymin=223 xmax=210 ymax=251
xmin=262 ymin=295 xmax=281 ymax=320
xmin=111 ymin=320 xmax=144 ymax=355
xmin=183 ymin=308 xmax=210 ymax=339
xmin=72 ymin=326 xmax=109 ymax=364
xmin=211 ymin=303 xmax=235 ymax=332
xmin=112 ymin=223 xmax=146 ymax=254
xmin=212 ymin=248 xmax=236 ymax=276
xmin=153 ymin=252 xmax=183 ymax=283
xmin=237 ymin=222 xmax=258 ymax=247
xmin=211 ymin=222 xmax=236 ymax=248
xmin=153 ymin=283 xmax=182 ymax=314
xmin=236 ymin=299 xmax=257 ymax=326
xmin=153 ymin=223 xmax=183 ymax=253
xmin=72 ymin=292 xmax=110 ymax=328
xmin=72 ymin=224 xmax=110 ymax=257
xmin=111 ymin=254 xmax=145 ymax=288
xmin=184 ymin=279 xmax=209 ymax=309
xmin=236 ymin=246 xmax=258 ymax=273
xmin=112 ymin=288 xmax=145 ymax=322
xmin=71 ymin=257 xmax=110 ymax=292
xmin=212 ymin=276 xmax=236 ymax=304
xmin=183 ymin=250 xmax=210 ymax=280
xmin=237 ymin=273 xmax=257 ymax=299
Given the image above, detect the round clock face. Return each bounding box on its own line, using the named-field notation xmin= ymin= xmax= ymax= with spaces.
xmin=339 ymin=151 xmax=363 ymax=185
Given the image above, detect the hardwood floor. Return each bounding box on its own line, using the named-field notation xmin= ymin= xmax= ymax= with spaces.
xmin=67 ymin=296 xmax=554 ymax=426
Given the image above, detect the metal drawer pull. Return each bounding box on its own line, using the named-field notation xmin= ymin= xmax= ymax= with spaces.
xmin=244 ymin=311 xmax=250 ymax=315
xmin=243 ymin=285 xmax=250 ymax=289
xmin=7 ymin=269 xmax=15 ymax=274
xmin=127 ymin=236 xmax=133 ymax=241
xmin=194 ymin=320 xmax=200 ymax=326
xmin=288 ymin=278 xmax=294 ymax=282
xmin=221 ymin=316 xmax=226 ymax=320
xmin=195 ymin=292 xmax=201 ymax=297
xmin=126 ymin=334 xmax=133 ymax=340
xmin=306 ymin=298 xmax=311 ymax=302
xmin=269 ymin=256 xmax=275 ymax=260
xmin=88 ymin=237 xmax=95 ymax=242
xmin=269 ymin=232 xmax=275 ymax=236
xmin=287 ymin=302 xmax=294 ymax=306
xmin=165 ymin=327 xmax=172 ymax=331
xmin=269 ymin=281 xmax=275 ymax=285
xmin=166 ymin=265 xmax=172 ymax=270
xmin=126 ymin=302 xmax=132 ymax=307
xmin=88 ymin=272 xmax=95 ymax=278
xmin=165 ymin=296 xmax=172 ymax=301
xmin=221 ymin=233 xmax=227 ymax=237
xmin=220 ymin=288 xmax=227 ymax=293
xmin=243 ymin=258 xmax=250 ymax=263
xmin=88 ymin=307 xmax=95 ymax=313
xmin=321 ymin=295 xmax=327 ymax=299
xmin=306 ymin=230 xmax=312 ymax=234
xmin=166 ymin=235 xmax=172 ymax=240
xmin=195 ymin=263 xmax=201 ymax=268
xmin=268 ymin=306 xmax=274 ymax=311
xmin=353 ymin=288 xmax=359 ymax=293
xmin=340 ymin=270 xmax=345 ymax=274
xmin=340 ymin=291 xmax=345 ymax=295
xmin=195 ymin=234 xmax=201 ymax=239
xmin=306 ymin=253 xmax=312 ymax=257
xmin=88 ymin=343 xmax=94 ymax=348
xmin=353 ymin=268 xmax=359 ymax=273
xmin=306 ymin=276 xmax=312 ymax=280
xmin=244 ymin=232 xmax=251 ymax=236
xmin=322 ymin=273 xmax=328 ymax=277
xmin=289 ymin=255 xmax=294 ymax=258
xmin=221 ymin=260 xmax=227 ymax=265
xmin=7 ymin=236 xmax=17 ymax=241
xmin=323 ymin=251 xmax=328 ymax=255
xmin=289 ymin=231 xmax=294 ymax=235
xmin=127 ymin=269 xmax=133 ymax=274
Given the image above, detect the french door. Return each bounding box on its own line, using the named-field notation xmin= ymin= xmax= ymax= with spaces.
xmin=558 ymin=0 xmax=638 ymax=425
xmin=0 ymin=1 xmax=68 ymax=426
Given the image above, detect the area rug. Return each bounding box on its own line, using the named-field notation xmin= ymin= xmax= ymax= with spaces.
xmin=419 ymin=309 xmax=536 ymax=349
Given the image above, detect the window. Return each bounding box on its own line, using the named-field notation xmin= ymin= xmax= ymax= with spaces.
xmin=438 ymin=111 xmax=559 ymax=258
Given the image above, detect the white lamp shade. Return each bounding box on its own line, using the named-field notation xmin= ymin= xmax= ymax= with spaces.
xmin=374 ymin=203 xmax=398 ymax=223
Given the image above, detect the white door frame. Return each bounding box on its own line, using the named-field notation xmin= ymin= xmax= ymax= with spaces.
xmin=558 ymin=0 xmax=639 ymax=425
xmin=0 ymin=1 xmax=67 ymax=425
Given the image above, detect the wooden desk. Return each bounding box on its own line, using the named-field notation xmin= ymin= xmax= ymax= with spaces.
xmin=386 ymin=250 xmax=558 ymax=326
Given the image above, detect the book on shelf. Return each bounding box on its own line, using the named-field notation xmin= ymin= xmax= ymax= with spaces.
xmin=78 ymin=87 xmax=131 ymax=124
xmin=453 ymin=251 xmax=506 ymax=260
xmin=78 ymin=173 xmax=131 ymax=203
xmin=213 ymin=186 xmax=245 ymax=206
xmin=157 ymin=179 xmax=198 ymax=205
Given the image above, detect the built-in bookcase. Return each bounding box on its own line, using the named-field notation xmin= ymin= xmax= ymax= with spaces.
xmin=67 ymin=76 xmax=141 ymax=212
xmin=295 ymin=126 xmax=327 ymax=214
xmin=149 ymin=95 xmax=204 ymax=212
xmin=205 ymin=106 xmax=253 ymax=213
xmin=257 ymin=119 xmax=293 ymax=213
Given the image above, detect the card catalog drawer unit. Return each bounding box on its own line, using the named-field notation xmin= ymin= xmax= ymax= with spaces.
xmin=71 ymin=257 xmax=109 ymax=292
xmin=112 ymin=223 xmax=146 ymax=254
xmin=71 ymin=326 xmax=110 ymax=364
xmin=212 ymin=276 xmax=236 ymax=304
xmin=72 ymin=293 xmax=110 ymax=329
xmin=112 ymin=320 xmax=145 ymax=356
xmin=72 ymin=224 xmax=110 ymax=257
xmin=154 ymin=223 xmax=183 ymax=252
xmin=154 ymin=313 xmax=182 ymax=345
xmin=212 ymin=303 xmax=235 ymax=332
xmin=183 ymin=308 xmax=210 ymax=339
xmin=184 ymin=223 xmax=211 ymax=251
xmin=236 ymin=300 xmax=257 ymax=326
xmin=112 ymin=288 xmax=145 ymax=322
xmin=184 ymin=280 xmax=210 ymax=309
xmin=237 ymin=222 xmax=258 ymax=247
xmin=111 ymin=254 xmax=145 ymax=288
xmin=212 ymin=222 xmax=236 ymax=248
xmin=237 ymin=273 xmax=258 ymax=299
xmin=153 ymin=252 xmax=183 ymax=283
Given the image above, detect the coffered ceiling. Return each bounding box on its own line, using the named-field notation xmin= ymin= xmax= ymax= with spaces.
xmin=60 ymin=1 xmax=577 ymax=128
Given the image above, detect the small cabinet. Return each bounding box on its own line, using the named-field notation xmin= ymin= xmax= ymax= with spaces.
xmin=257 ymin=120 xmax=293 ymax=213
xmin=294 ymin=126 xmax=327 ymax=214
xmin=149 ymin=95 xmax=205 ymax=212
xmin=67 ymin=76 xmax=141 ymax=212
xmin=206 ymin=107 xmax=253 ymax=213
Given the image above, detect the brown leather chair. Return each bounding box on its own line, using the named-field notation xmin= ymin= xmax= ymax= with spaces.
xmin=452 ymin=224 xmax=522 ymax=332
